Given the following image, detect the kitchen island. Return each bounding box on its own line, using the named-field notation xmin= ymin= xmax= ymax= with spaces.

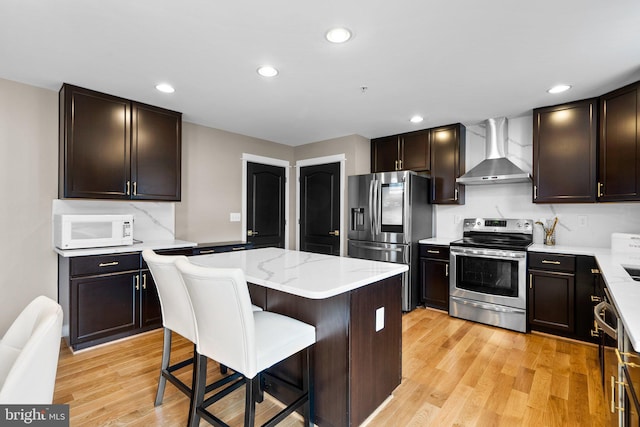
xmin=191 ymin=247 xmax=408 ymax=427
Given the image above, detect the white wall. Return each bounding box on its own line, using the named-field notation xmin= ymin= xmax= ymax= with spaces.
xmin=0 ymin=79 xmax=58 ymax=332
xmin=436 ymin=116 xmax=640 ymax=246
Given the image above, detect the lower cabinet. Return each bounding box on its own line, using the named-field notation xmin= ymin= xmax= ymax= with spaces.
xmin=419 ymin=244 xmax=450 ymax=311
xmin=528 ymin=252 xmax=601 ymax=343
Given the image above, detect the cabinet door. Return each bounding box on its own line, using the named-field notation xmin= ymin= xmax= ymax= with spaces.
xmin=401 ymin=130 xmax=430 ymax=171
xmin=599 ymin=82 xmax=640 ymax=202
xmin=533 ymin=99 xmax=597 ymax=203
xmin=371 ymin=136 xmax=399 ymax=172
xmin=70 ymin=272 xmax=139 ymax=345
xmin=528 ymin=270 xmax=575 ymax=333
xmin=430 ymin=124 xmax=465 ymax=204
xmin=574 ymin=256 xmax=600 ymax=343
xmin=420 ymin=257 xmax=449 ymax=311
xmin=141 ymin=270 xmax=163 ymax=329
xmin=131 ymin=102 xmax=182 ymax=201
xmin=60 ymin=84 xmax=131 ymax=199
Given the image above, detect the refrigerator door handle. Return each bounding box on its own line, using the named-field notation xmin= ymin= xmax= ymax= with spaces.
xmin=368 ymin=178 xmax=375 ymax=233
xmin=349 ymin=242 xmax=404 ymax=252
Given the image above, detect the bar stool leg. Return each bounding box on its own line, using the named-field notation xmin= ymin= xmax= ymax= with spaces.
xmin=189 ymin=354 xmax=207 ymax=427
xmin=154 ymin=328 xmax=172 ymax=406
xmin=245 ymin=376 xmax=258 ymax=427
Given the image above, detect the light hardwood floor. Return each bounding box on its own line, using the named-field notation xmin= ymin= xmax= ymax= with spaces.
xmin=53 ymin=307 xmax=613 ymax=426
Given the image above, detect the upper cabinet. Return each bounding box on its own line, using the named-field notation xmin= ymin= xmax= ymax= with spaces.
xmin=371 ymin=129 xmax=430 ymax=173
xmin=371 ymin=124 xmax=465 ymax=204
xmin=430 ymin=123 xmax=465 ymax=204
xmin=59 ymin=84 xmax=182 ymax=201
xmin=599 ymin=81 xmax=640 ymax=202
xmin=532 ymin=98 xmax=597 ymax=203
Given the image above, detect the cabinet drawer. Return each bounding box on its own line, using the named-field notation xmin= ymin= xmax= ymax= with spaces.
xmin=194 ymin=243 xmax=252 ymax=255
xmin=419 ymin=245 xmax=450 ymax=260
xmin=529 ymin=252 xmax=575 ymax=272
xmin=70 ymin=253 xmax=140 ymax=277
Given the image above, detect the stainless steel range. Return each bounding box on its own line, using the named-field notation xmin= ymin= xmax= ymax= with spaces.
xmin=449 ymin=218 xmax=533 ymax=332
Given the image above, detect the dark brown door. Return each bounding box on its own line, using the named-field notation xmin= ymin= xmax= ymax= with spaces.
xmin=71 ymin=272 xmax=139 ymax=344
xmin=401 ymin=130 xmax=430 ymax=171
xmin=60 ymin=84 xmax=131 ymax=199
xmin=528 ymin=270 xmax=575 ymax=333
xmin=533 ymin=99 xmax=597 ymax=203
xmin=431 ymin=123 xmax=465 ymax=204
xmin=371 ymin=136 xmax=399 ymax=172
xmin=299 ymin=162 xmax=340 ymax=255
xmin=131 ymin=102 xmax=182 ymax=201
xmin=599 ymin=82 xmax=640 ymax=201
xmin=247 ymin=162 xmax=286 ymax=248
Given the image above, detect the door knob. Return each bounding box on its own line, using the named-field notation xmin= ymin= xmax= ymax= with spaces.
xmin=247 ymin=230 xmax=258 ymax=236
xmin=329 ymin=230 xmax=339 ymax=236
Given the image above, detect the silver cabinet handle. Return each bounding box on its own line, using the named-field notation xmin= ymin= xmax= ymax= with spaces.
xmin=454 ymin=188 xmax=459 ymax=201
xmin=199 ymin=249 xmax=216 ymax=254
xmin=126 ymin=181 xmax=130 ymax=196
xmin=133 ymin=181 xmax=137 ymax=196
xmin=427 ymin=249 xmax=440 ymax=254
xmin=231 ymin=246 xmax=246 ymax=251
xmin=445 ymin=264 xmax=449 ymax=277
xmin=542 ymin=260 xmax=561 ymax=265
xmin=142 ymin=273 xmax=147 ymax=290
xmin=534 ymin=185 xmax=538 ymax=200
xmin=99 ymin=261 xmax=119 ymax=267
xmin=135 ymin=275 xmax=140 ymax=291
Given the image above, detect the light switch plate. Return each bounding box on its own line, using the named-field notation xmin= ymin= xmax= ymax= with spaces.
xmin=578 ymin=215 xmax=588 ymax=227
xmin=375 ymin=307 xmax=385 ymax=332
xmin=230 ymin=212 xmax=241 ymax=222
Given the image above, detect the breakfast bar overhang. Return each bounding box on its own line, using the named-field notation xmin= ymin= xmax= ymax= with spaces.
xmin=191 ymin=248 xmax=408 ymax=427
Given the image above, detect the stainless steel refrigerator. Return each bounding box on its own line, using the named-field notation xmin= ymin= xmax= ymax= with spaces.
xmin=348 ymin=171 xmax=432 ymax=311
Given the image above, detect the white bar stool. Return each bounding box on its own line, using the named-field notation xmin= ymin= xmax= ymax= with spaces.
xmin=176 ymin=257 xmax=316 ymax=427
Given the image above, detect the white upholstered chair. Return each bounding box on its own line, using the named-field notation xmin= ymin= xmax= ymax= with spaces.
xmin=142 ymin=249 xmax=261 ymax=409
xmin=0 ymin=295 xmax=63 ymax=404
xmin=175 ymin=257 xmax=316 ymax=427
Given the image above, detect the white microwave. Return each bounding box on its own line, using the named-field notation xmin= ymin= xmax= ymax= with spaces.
xmin=53 ymin=214 xmax=134 ymax=249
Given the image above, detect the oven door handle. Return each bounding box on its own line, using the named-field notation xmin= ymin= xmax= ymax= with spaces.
xmin=450 ymin=296 xmax=526 ymax=314
xmin=450 ymin=247 xmax=526 ymax=260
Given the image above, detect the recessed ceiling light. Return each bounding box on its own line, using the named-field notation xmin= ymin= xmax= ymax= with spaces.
xmin=257 ymin=66 xmax=279 ymax=77
xmin=155 ymin=83 xmax=175 ymax=93
xmin=326 ymin=27 xmax=352 ymax=44
xmin=547 ymin=84 xmax=571 ymax=94
xmin=410 ymin=115 xmax=424 ymax=123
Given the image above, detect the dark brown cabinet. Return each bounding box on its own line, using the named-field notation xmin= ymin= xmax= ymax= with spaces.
xmin=430 ymin=123 xmax=465 ymax=204
xmin=599 ymin=81 xmax=640 ymax=201
xmin=64 ymin=252 xmax=149 ymax=350
xmin=528 ymin=252 xmax=576 ymax=334
xmin=59 ymin=84 xmax=181 ymax=201
xmin=419 ymin=244 xmax=449 ymax=311
xmin=371 ymin=129 xmax=430 ymax=172
xmin=532 ymin=99 xmax=598 ymax=203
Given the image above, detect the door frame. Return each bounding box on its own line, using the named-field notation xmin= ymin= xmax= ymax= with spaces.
xmin=242 ymin=153 xmax=290 ymax=249
xmin=295 ymin=154 xmax=346 ymax=256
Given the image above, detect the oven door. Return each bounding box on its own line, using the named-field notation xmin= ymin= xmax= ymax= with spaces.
xmin=450 ymin=246 xmax=527 ymax=310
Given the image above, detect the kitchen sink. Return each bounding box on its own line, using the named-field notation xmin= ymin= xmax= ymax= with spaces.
xmin=623 ymin=266 xmax=640 ymax=282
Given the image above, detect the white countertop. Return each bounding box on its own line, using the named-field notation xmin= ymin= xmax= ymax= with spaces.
xmin=54 ymin=239 xmax=197 ymax=257
xmin=418 ymin=237 xmax=458 ymax=246
xmin=190 ymin=247 xmax=408 ymax=300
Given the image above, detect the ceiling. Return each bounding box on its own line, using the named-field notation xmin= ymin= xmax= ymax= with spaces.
xmin=1 ymin=1 xmax=640 ymax=146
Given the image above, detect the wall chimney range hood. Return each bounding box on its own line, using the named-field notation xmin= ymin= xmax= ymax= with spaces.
xmin=456 ymin=117 xmax=531 ymax=185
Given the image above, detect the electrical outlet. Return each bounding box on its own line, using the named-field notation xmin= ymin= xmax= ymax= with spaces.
xmin=578 ymin=215 xmax=588 ymax=227
xmin=230 ymin=212 xmax=241 ymax=222
xmin=375 ymin=307 xmax=385 ymax=332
